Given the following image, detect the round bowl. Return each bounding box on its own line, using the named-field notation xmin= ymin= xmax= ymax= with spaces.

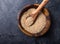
xmin=18 ymin=4 xmax=51 ymax=37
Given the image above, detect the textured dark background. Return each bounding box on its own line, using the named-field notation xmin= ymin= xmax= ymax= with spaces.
xmin=0 ymin=0 xmax=60 ymax=44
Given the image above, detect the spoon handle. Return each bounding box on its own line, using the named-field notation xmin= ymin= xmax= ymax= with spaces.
xmin=31 ymin=0 xmax=49 ymax=19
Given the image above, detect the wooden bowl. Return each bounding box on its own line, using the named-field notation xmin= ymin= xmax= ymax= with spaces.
xmin=18 ymin=4 xmax=51 ymax=37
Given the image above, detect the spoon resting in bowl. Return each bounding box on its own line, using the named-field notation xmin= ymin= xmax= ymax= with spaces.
xmin=25 ymin=0 xmax=49 ymax=26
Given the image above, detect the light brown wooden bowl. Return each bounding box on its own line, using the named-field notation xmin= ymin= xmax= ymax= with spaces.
xmin=18 ymin=4 xmax=51 ymax=37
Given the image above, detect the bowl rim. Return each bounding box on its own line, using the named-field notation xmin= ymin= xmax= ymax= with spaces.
xmin=17 ymin=4 xmax=51 ymax=37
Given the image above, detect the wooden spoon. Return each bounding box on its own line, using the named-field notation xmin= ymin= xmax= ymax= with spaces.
xmin=26 ymin=0 xmax=49 ymax=26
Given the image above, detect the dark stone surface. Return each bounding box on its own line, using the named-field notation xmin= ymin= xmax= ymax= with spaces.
xmin=0 ymin=0 xmax=60 ymax=44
